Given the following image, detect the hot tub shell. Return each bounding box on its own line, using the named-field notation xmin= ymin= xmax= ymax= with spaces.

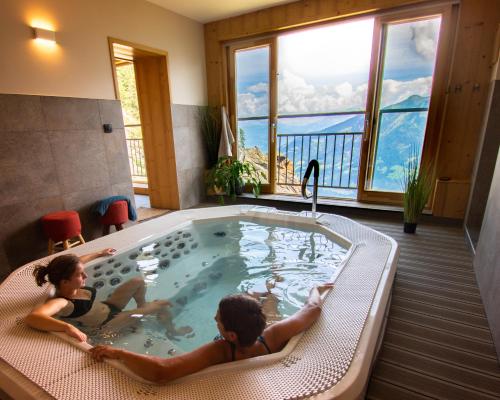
xmin=0 ymin=205 xmax=398 ymax=400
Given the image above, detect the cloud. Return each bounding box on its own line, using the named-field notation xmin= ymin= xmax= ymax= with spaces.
xmin=237 ymin=70 xmax=432 ymax=117
xmin=237 ymin=92 xmax=268 ymax=117
xmin=248 ymin=82 xmax=268 ymax=93
xmin=411 ymin=21 xmax=439 ymax=61
xmin=277 ymin=70 xmax=368 ymax=114
xmin=380 ymin=77 xmax=433 ymax=107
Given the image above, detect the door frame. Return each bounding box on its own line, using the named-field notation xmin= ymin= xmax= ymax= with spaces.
xmin=357 ymin=4 xmax=457 ymax=205
xmin=227 ymin=38 xmax=278 ymax=194
xmin=108 ymin=37 xmax=180 ymax=209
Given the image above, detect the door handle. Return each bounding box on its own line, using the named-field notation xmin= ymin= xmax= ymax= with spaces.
xmin=271 ymin=119 xmax=277 ymax=144
xmin=363 ymin=111 xmax=371 ymax=142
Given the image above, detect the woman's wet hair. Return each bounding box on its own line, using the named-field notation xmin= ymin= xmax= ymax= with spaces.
xmin=33 ymin=254 xmax=80 ymax=287
xmin=218 ymin=294 xmax=266 ymax=347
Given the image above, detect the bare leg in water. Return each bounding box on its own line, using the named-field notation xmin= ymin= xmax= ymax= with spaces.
xmin=101 ymin=277 xmax=192 ymax=336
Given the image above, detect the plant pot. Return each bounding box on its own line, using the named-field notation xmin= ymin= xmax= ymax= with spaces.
xmin=404 ymin=222 xmax=417 ymax=234
xmin=234 ymin=179 xmax=244 ymax=195
xmin=207 ymin=185 xmax=225 ymax=196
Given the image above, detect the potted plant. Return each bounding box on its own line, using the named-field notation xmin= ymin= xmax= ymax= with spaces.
xmin=402 ymin=150 xmax=433 ymax=234
xmin=206 ymin=156 xmax=263 ymax=204
xmin=199 ymin=106 xmax=221 ymax=169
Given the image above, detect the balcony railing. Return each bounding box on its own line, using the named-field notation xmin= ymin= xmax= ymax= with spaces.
xmin=277 ymin=131 xmax=362 ymax=189
xmin=125 ymin=138 xmax=147 ymax=179
xmin=276 ymin=111 xmax=364 ymax=189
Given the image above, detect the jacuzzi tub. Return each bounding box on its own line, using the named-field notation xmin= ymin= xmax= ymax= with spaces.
xmin=0 ymin=205 xmax=398 ymax=400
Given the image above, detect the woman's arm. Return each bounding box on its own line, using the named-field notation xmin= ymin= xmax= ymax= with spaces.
xmin=25 ymin=298 xmax=87 ymax=342
xmin=264 ymin=283 xmax=333 ymax=352
xmin=79 ymin=248 xmax=116 ymax=264
xmin=90 ymin=340 xmax=228 ymax=383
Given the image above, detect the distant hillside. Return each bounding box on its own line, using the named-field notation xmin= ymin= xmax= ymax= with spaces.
xmin=383 ymin=95 xmax=430 ymax=110
xmin=318 ymin=95 xmax=430 ymax=134
xmin=242 ymin=94 xmax=431 ymax=193
xmin=314 ymin=95 xmax=430 ymax=190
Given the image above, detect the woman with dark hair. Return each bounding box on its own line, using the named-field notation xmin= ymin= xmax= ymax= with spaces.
xmin=26 ymin=248 xmax=190 ymax=342
xmin=90 ymin=283 xmax=333 ymax=383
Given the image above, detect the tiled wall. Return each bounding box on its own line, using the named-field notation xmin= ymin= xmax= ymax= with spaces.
xmin=466 ymin=80 xmax=500 ymax=248
xmin=468 ymin=76 xmax=500 ymax=360
xmin=474 ymin=149 xmax=500 ymax=360
xmin=0 ymin=94 xmax=134 ymax=280
xmin=171 ymin=104 xmax=207 ymax=209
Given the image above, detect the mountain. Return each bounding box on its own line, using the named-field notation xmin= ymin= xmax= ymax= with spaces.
xmin=383 ymin=94 xmax=430 ymax=110
xmin=241 ymin=95 xmax=431 ymax=193
xmin=312 ymin=94 xmax=430 ymax=191
xmin=318 ymin=95 xmax=430 ymax=134
xmin=318 ymin=114 xmax=364 ymax=133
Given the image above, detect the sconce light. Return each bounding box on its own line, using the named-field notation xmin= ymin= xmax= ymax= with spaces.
xmin=33 ymin=27 xmax=56 ymax=44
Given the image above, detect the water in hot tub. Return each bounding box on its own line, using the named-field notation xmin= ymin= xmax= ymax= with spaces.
xmin=82 ymin=218 xmax=348 ymax=357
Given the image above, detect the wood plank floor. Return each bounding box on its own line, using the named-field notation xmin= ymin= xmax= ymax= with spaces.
xmin=361 ymin=218 xmax=500 ymax=400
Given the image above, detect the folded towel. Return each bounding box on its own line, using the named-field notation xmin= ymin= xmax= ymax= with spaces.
xmin=218 ymin=106 xmax=235 ymax=157
xmin=93 ymin=196 xmax=137 ymax=221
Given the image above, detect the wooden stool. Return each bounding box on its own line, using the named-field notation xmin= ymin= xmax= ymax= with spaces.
xmin=41 ymin=211 xmax=85 ymax=255
xmin=100 ymin=200 xmax=128 ymax=235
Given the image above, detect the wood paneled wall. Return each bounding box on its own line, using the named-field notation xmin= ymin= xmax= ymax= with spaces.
xmin=204 ymin=0 xmax=500 ymax=218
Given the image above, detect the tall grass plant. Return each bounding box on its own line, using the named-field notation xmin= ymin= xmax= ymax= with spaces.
xmin=402 ymin=148 xmax=432 ymax=225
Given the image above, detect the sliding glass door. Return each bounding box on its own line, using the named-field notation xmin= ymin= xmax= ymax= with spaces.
xmin=229 ymin=39 xmax=277 ymax=193
xmin=229 ymin=5 xmax=453 ymax=203
xmin=275 ymin=19 xmax=374 ymax=198
xmin=359 ymin=6 xmax=452 ymax=203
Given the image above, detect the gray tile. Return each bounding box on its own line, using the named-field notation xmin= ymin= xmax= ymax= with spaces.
xmin=48 ymin=130 xmax=110 ymax=194
xmin=0 ymin=131 xmax=60 ymax=207
xmin=171 ymin=104 xmax=189 ymax=128
xmin=99 ymin=99 xmax=125 ymax=129
xmin=187 ymin=105 xmax=203 ymax=128
xmin=174 ymin=126 xmax=206 ymax=171
xmin=63 ymin=185 xmax=114 ymax=241
xmin=177 ymin=167 xmax=205 ymax=209
xmin=111 ymin=183 xmax=135 ymax=206
xmin=42 ymin=96 xmax=100 ymax=131
xmin=173 ymin=126 xmax=192 ymax=168
xmin=0 ymin=196 xmax=65 ymax=268
xmin=103 ymin=128 xmax=133 ymax=183
xmin=0 ymin=94 xmax=45 ymax=132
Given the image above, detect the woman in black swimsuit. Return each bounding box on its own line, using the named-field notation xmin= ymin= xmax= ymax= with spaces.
xmin=90 ymin=283 xmax=333 ymax=383
xmin=26 ymin=249 xmax=191 ymax=342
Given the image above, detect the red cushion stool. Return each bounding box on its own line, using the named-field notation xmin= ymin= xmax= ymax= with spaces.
xmin=100 ymin=200 xmax=128 ymax=235
xmin=41 ymin=211 xmax=85 ymax=255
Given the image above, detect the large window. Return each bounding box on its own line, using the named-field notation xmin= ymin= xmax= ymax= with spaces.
xmin=229 ymin=6 xmax=451 ymax=203
xmin=235 ymin=45 xmax=271 ymax=184
xmin=276 ymin=19 xmax=374 ymax=198
xmin=368 ymin=17 xmax=442 ymax=192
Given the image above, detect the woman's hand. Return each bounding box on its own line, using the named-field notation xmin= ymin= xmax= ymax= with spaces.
xmin=308 ymin=283 xmax=334 ymax=306
xmin=89 ymin=345 xmax=122 ymax=362
xmin=65 ymin=324 xmax=87 ymax=342
xmin=99 ymin=248 xmax=116 ymax=257
xmin=79 ymin=248 xmax=116 ymax=264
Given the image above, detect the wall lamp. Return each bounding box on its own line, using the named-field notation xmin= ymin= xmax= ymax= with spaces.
xmin=33 ymin=27 xmax=56 ymax=44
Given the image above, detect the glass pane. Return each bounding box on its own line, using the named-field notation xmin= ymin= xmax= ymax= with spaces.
xmin=235 ymin=46 xmax=270 ymax=183
xmin=276 ymin=114 xmax=363 ymax=196
xmin=116 ymin=63 xmax=141 ymax=126
xmin=278 ymin=19 xmax=374 ymax=115
xmin=125 ymin=126 xmax=147 ymax=183
xmin=372 ymin=110 xmax=428 ymax=191
xmin=275 ymin=18 xmax=374 ymax=198
xmin=370 ymin=17 xmax=441 ymax=192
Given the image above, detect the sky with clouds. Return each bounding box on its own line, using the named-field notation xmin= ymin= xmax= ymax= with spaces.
xmin=235 ymin=17 xmax=441 ymax=118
